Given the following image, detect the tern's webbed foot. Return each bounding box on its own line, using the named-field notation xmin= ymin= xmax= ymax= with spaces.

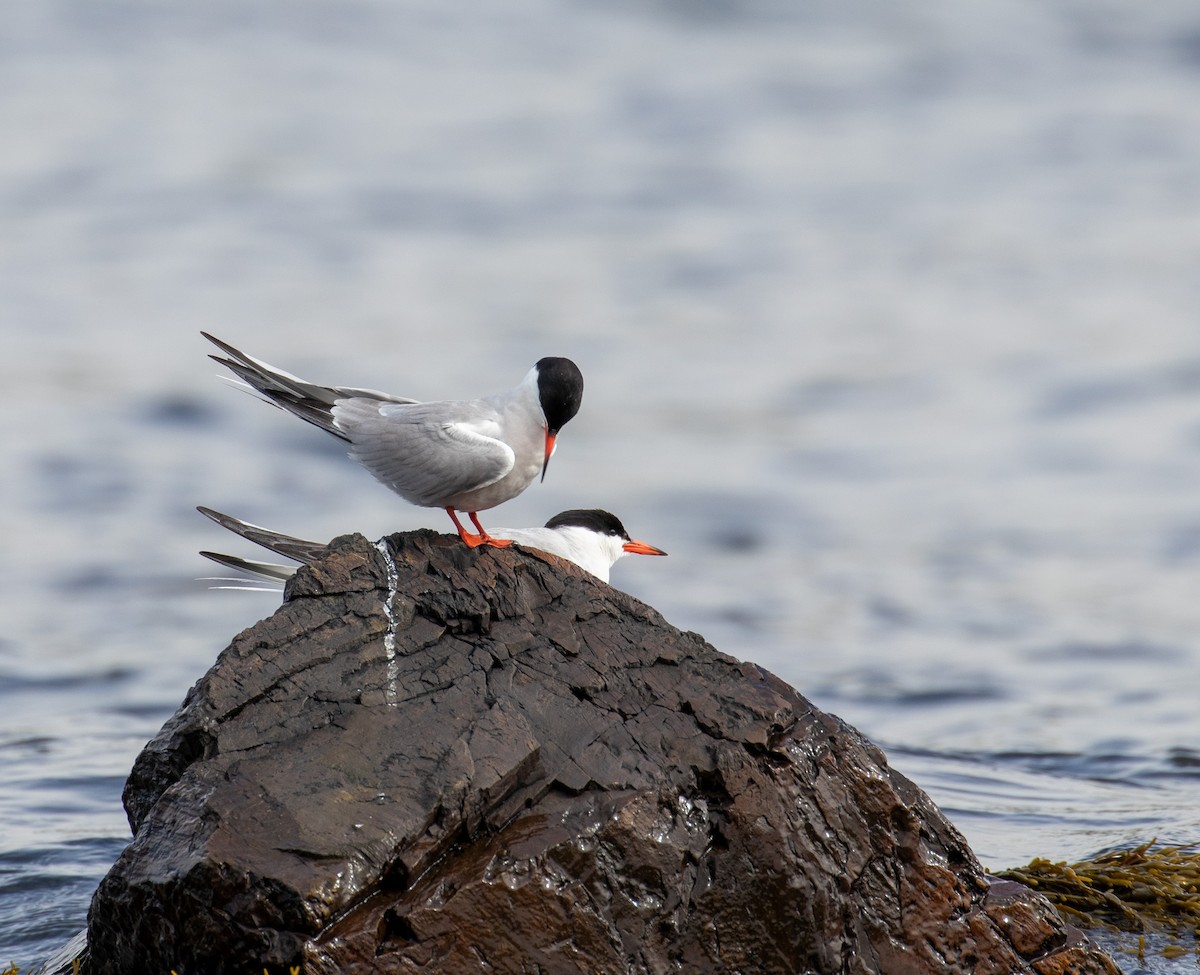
xmin=458 ymin=531 xmax=512 ymax=550
xmin=448 ymin=510 xmax=512 ymax=549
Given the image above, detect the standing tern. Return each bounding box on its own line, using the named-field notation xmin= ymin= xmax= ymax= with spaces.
xmin=202 ymin=333 xmax=584 ymax=548
xmin=198 ymin=506 xmax=666 ymax=585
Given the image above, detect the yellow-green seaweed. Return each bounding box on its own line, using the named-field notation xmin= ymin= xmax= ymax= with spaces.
xmin=998 ymin=839 xmax=1200 ymax=932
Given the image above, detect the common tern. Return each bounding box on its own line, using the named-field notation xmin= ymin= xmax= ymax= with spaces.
xmin=203 ymin=333 xmax=584 ymax=548
xmin=492 ymin=509 xmax=667 ymax=582
xmin=198 ymin=506 xmax=666 ymax=585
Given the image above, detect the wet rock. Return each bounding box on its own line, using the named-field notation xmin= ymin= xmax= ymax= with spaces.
xmin=83 ymin=531 xmax=1120 ymax=975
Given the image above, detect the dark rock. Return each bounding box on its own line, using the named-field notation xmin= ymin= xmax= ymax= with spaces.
xmin=83 ymin=531 xmax=1120 ymax=975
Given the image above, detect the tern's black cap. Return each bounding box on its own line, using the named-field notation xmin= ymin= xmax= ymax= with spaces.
xmin=543 ymin=508 xmax=629 ymax=540
xmin=535 ymin=357 xmax=584 ymax=434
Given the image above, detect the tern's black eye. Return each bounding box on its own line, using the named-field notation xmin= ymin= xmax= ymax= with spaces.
xmin=535 ymin=357 xmax=584 ymax=433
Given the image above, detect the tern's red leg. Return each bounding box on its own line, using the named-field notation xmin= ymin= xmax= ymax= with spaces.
xmin=445 ymin=508 xmax=487 ymax=548
xmin=445 ymin=508 xmax=512 ymax=549
xmin=469 ymin=511 xmax=512 ymax=548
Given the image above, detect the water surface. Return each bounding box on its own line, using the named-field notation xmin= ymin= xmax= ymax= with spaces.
xmin=4 ymin=1 xmax=1200 ymax=967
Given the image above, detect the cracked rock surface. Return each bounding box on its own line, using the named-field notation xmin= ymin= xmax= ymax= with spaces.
xmin=83 ymin=531 xmax=1120 ymax=974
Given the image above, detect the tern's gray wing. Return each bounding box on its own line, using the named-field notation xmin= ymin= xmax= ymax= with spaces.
xmin=203 ymin=332 xmax=419 ymax=439
xmin=196 ymin=506 xmax=328 ymax=564
xmin=333 ymin=399 xmax=515 ymax=507
xmin=199 ymin=551 xmax=297 ymax=582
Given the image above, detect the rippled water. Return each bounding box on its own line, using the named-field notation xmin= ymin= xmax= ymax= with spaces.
xmin=5 ymin=1 xmax=1200 ymax=968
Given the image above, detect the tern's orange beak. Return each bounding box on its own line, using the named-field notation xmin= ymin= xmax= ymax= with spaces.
xmin=623 ymin=539 xmax=668 ymax=557
xmin=541 ymin=430 xmax=557 ymax=482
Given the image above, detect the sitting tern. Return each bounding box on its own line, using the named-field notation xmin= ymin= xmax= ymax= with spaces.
xmin=198 ymin=506 xmax=666 ymax=585
xmin=203 ymin=333 xmax=584 ymax=548
xmin=491 ymin=509 xmax=667 ymax=582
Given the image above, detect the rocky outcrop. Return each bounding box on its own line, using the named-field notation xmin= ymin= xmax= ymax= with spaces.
xmin=82 ymin=531 xmax=1120 ymax=974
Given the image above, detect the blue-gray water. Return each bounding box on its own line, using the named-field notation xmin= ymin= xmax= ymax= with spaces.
xmin=4 ymin=2 xmax=1200 ymax=970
